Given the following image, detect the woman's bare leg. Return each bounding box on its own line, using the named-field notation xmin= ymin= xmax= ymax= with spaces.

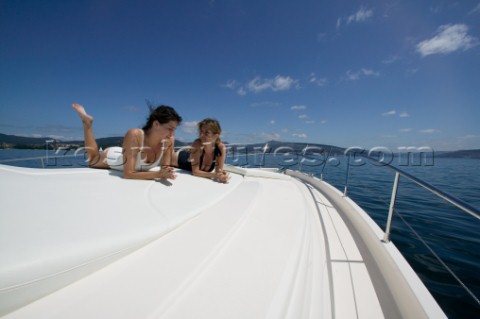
xmin=71 ymin=103 xmax=108 ymax=168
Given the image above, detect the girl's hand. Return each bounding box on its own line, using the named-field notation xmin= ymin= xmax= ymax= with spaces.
xmin=215 ymin=171 xmax=230 ymax=183
xmin=157 ymin=166 xmax=177 ymax=180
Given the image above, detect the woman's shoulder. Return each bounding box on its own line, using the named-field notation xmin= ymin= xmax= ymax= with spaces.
xmin=217 ymin=142 xmax=226 ymax=150
xmin=216 ymin=142 xmax=227 ymax=155
xmin=124 ymin=128 xmax=143 ymax=137
xmin=123 ymin=128 xmax=143 ymax=146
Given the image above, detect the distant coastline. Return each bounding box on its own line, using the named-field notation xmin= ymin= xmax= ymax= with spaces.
xmin=0 ymin=133 xmax=479 ymax=159
xmin=0 ymin=133 xmax=124 ymax=150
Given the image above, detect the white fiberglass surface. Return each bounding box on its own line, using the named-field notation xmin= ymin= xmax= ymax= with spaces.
xmin=2 ymin=171 xmax=331 ymax=318
xmin=0 ymin=165 xmax=243 ymax=316
xmin=1 ymin=165 xmax=388 ymax=318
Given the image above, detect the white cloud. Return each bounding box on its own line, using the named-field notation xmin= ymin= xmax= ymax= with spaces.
xmin=337 ymin=7 xmax=373 ymax=28
xmin=400 ymin=128 xmax=412 ymax=132
xmin=248 ymin=75 xmax=297 ymax=93
xmin=222 ymin=79 xmax=238 ymax=89
xmin=361 ymin=68 xmax=380 ymax=76
xmin=416 ymin=24 xmax=478 ymax=57
xmin=405 ymin=68 xmax=418 ymax=77
xmin=292 ymin=133 xmax=307 ymax=139
xmin=290 ymin=105 xmax=306 ymax=110
xmin=247 ymin=77 xmax=272 ymax=93
xmin=347 ymin=7 xmax=373 ymax=24
xmin=382 ymin=110 xmax=409 ymax=117
xmin=237 ymin=87 xmax=247 ymax=96
xmin=298 ymin=114 xmax=308 ymax=119
xmin=382 ymin=110 xmax=396 ymax=116
xmin=336 ymin=18 xmax=342 ymax=29
xmin=181 ymin=121 xmax=198 ymax=134
xmin=309 ymin=73 xmax=327 ymax=86
xmin=346 ymin=70 xmax=360 ymax=81
xmin=269 ymin=120 xmax=275 ymax=125
xmin=420 ymin=128 xmax=440 ymax=134
xmin=382 ymin=55 xmax=401 ymax=64
xmin=460 ymin=134 xmax=480 ymax=139
xmin=346 ymin=68 xmax=380 ymax=81
xmin=224 ymin=75 xmax=299 ymax=95
xmin=261 ymin=132 xmax=281 ymax=141
xmin=468 ymin=3 xmax=480 ymax=15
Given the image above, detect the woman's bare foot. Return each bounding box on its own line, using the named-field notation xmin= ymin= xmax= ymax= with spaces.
xmin=71 ymin=103 xmax=93 ymax=128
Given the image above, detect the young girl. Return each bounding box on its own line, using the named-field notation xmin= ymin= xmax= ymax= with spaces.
xmin=72 ymin=103 xmax=182 ymax=180
xmin=174 ymin=118 xmax=229 ymax=183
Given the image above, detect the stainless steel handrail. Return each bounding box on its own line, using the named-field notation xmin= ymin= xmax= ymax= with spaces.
xmin=342 ymin=154 xmax=480 ymax=307
xmin=320 ymin=149 xmax=480 ymax=235
xmin=299 ymin=151 xmax=479 ymax=308
xmin=359 ymin=155 xmax=480 ymax=230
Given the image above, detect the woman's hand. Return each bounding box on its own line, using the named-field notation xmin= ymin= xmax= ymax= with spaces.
xmin=214 ymin=171 xmax=230 ymax=183
xmin=157 ymin=166 xmax=177 ymax=180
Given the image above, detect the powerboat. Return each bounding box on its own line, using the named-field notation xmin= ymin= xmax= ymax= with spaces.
xmin=0 ymin=148 xmax=474 ymax=318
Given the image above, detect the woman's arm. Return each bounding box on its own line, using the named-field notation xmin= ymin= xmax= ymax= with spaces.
xmin=214 ymin=143 xmax=229 ymax=183
xmin=215 ymin=143 xmax=227 ymax=173
xmin=122 ymin=129 xmax=176 ymax=180
xmin=160 ymin=136 xmax=175 ymax=167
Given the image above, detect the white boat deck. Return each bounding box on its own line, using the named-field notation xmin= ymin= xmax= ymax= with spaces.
xmin=0 ymin=164 xmax=434 ymax=318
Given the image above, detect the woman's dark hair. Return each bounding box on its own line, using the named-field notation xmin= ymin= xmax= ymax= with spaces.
xmin=142 ymin=105 xmax=182 ymax=130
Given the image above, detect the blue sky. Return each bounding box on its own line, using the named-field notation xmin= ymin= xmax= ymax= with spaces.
xmin=1 ymin=0 xmax=479 ymax=151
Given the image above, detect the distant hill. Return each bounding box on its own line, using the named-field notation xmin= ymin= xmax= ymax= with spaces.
xmin=0 ymin=133 xmax=54 ymax=146
xmin=241 ymin=140 xmax=345 ymax=155
xmin=1 ymin=133 xmax=479 ymax=159
xmin=67 ymin=137 xmax=124 ymax=149
xmin=436 ymin=149 xmax=480 ymax=159
xmin=0 ymin=133 xmax=190 ymax=149
xmin=0 ymin=133 xmax=125 ymax=150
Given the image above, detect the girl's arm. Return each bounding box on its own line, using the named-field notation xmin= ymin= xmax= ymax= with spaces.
xmin=215 ymin=143 xmax=227 ymax=173
xmin=214 ymin=143 xmax=229 ymax=183
xmin=160 ymin=136 xmax=175 ymax=167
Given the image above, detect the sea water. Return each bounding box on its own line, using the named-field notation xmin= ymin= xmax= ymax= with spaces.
xmin=1 ymin=149 xmax=479 ymax=318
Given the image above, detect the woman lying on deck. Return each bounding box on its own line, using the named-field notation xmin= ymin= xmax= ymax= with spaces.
xmin=72 ymin=103 xmax=182 ymax=180
xmin=172 ymin=118 xmax=230 ymax=183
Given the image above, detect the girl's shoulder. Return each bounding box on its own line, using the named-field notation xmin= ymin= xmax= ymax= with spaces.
xmin=123 ymin=128 xmax=143 ymax=146
xmin=124 ymin=128 xmax=143 ymax=137
xmin=216 ymin=142 xmax=226 ymax=156
xmin=217 ymin=142 xmax=226 ymax=150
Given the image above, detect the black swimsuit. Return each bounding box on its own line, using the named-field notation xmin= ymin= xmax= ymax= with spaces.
xmin=177 ymin=145 xmax=222 ymax=172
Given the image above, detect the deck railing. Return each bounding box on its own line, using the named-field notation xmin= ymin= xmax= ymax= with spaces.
xmin=342 ymin=153 xmax=480 ymax=240
xmin=339 ymin=152 xmax=480 ymax=307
